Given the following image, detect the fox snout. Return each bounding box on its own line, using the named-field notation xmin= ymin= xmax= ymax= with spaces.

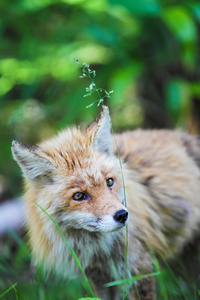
xmin=113 ymin=209 xmax=129 ymax=224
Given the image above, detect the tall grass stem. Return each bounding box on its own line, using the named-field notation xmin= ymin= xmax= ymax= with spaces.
xmin=0 ymin=283 xmax=18 ymax=298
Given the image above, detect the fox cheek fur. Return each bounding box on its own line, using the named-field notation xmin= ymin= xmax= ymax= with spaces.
xmin=11 ymin=106 xmax=200 ymax=300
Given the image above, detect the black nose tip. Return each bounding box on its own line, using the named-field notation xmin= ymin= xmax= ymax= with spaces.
xmin=113 ymin=209 xmax=128 ymax=224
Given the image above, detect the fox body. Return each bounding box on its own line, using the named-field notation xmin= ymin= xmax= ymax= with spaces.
xmin=12 ymin=106 xmax=200 ymax=299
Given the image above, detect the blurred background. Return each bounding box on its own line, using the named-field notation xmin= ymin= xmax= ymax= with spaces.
xmin=1 ymin=0 xmax=200 ymax=201
xmin=1 ymin=0 xmax=200 ymax=298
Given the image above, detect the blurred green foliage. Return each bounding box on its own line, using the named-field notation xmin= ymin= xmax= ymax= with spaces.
xmin=0 ymin=0 xmax=200 ymax=197
xmin=1 ymin=1 xmax=200 ymax=298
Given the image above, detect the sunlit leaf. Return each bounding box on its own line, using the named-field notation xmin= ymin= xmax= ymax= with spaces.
xmin=0 ymin=77 xmax=13 ymax=96
xmin=163 ymin=7 xmax=197 ymax=42
xmin=109 ymin=0 xmax=162 ymax=16
xmin=193 ymin=4 xmax=200 ymax=21
xmin=165 ymin=79 xmax=191 ymax=127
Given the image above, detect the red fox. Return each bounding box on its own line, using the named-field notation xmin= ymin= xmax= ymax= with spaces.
xmin=12 ymin=106 xmax=200 ymax=299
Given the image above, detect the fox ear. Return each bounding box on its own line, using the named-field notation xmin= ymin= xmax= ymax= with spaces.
xmin=12 ymin=141 xmax=55 ymax=184
xmin=86 ymin=106 xmax=112 ymax=155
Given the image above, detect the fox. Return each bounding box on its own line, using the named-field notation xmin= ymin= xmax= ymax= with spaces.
xmin=12 ymin=106 xmax=200 ymax=299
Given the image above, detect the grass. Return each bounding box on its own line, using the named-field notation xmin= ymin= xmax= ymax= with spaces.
xmin=0 ymin=283 xmax=17 ymax=299
xmin=1 ymin=229 xmax=200 ymax=299
xmin=0 ymin=232 xmax=91 ymax=300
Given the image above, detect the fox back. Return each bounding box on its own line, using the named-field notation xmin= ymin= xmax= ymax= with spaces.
xmin=12 ymin=106 xmax=200 ymax=300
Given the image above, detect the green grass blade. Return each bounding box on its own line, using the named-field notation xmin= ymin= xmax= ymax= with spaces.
xmin=161 ymin=255 xmax=193 ymax=300
xmin=105 ymin=271 xmax=160 ymax=287
xmin=34 ymin=201 xmax=95 ymax=298
xmin=146 ymin=245 xmax=168 ymax=300
xmin=12 ymin=282 xmax=19 ymax=300
xmin=0 ymin=283 xmax=18 ymax=298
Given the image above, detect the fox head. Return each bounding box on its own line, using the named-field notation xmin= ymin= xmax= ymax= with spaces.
xmin=12 ymin=106 xmax=128 ymax=234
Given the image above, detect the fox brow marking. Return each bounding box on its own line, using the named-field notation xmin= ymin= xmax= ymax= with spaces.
xmin=67 ymin=181 xmax=86 ymax=190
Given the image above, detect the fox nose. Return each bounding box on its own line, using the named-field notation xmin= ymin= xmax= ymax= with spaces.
xmin=113 ymin=209 xmax=128 ymax=224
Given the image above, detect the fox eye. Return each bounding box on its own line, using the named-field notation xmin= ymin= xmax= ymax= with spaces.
xmin=106 ymin=178 xmax=114 ymax=188
xmin=72 ymin=192 xmax=90 ymax=201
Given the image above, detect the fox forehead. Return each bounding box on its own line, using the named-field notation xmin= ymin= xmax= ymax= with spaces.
xmin=40 ymin=128 xmax=90 ymax=161
xmin=39 ymin=127 xmax=121 ymax=184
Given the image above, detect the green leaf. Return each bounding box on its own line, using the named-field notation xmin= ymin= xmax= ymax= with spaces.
xmin=0 ymin=77 xmax=13 ymax=96
xmin=109 ymin=0 xmax=162 ymax=16
xmin=165 ymin=79 xmax=192 ymax=127
xmin=165 ymin=79 xmax=191 ymax=116
xmin=191 ymin=82 xmax=200 ymax=97
xmin=110 ymin=63 xmax=143 ymax=106
xmin=163 ymin=7 xmax=197 ymax=43
xmin=193 ymin=4 xmax=200 ymax=21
